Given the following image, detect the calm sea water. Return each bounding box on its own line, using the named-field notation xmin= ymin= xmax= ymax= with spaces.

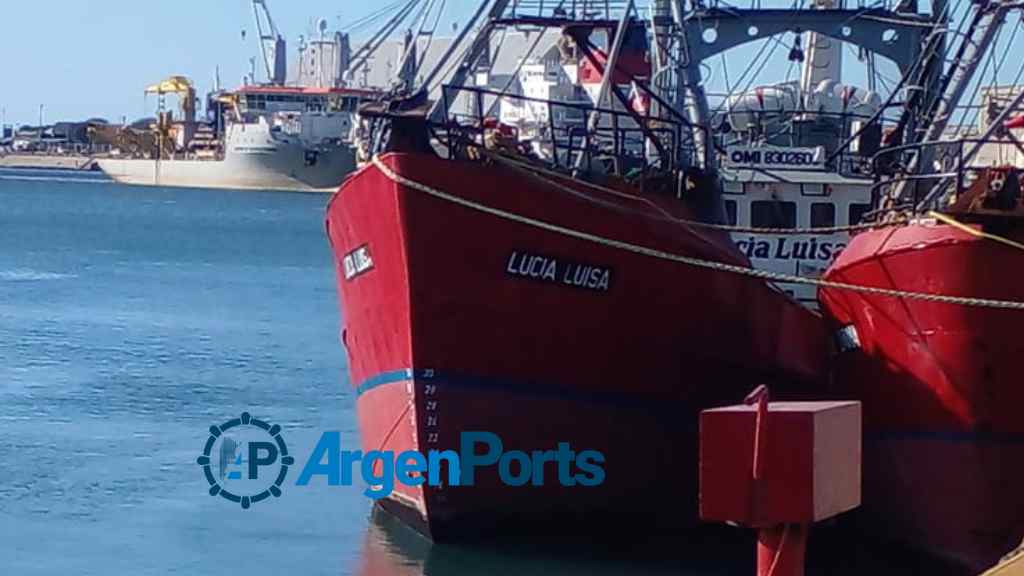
xmin=0 ymin=169 xmax=706 ymax=576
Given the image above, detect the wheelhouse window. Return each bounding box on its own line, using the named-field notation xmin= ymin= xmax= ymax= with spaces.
xmin=811 ymin=202 xmax=836 ymax=229
xmin=751 ymin=200 xmax=797 ymax=229
xmin=724 ymin=200 xmax=738 ymax=226
xmin=244 ymin=95 xmax=267 ymax=110
xmin=848 ymin=203 xmax=872 ymax=225
xmin=306 ymin=96 xmax=326 ymax=113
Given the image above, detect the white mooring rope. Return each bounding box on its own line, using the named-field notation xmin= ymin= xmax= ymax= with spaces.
xmin=371 ymin=155 xmax=1024 ymax=310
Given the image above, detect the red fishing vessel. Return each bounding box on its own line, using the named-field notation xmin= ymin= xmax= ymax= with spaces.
xmin=326 ymin=2 xmax=828 ymax=541
xmin=813 ymin=0 xmax=1024 ymax=564
xmin=328 ymin=141 xmax=827 ymax=540
xmin=820 ymin=138 xmax=1024 ymax=568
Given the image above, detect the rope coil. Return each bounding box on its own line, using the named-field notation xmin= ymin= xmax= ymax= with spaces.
xmin=371 ymin=155 xmax=1024 ymax=310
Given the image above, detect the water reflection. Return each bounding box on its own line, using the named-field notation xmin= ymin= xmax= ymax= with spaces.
xmin=355 ymin=507 xmax=973 ymax=576
xmin=357 ymin=507 xmax=747 ymax=576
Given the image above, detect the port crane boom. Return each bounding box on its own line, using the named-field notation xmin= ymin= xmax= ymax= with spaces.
xmin=252 ymin=0 xmax=287 ymax=85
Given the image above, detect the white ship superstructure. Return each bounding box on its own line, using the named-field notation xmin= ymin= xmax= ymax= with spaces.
xmin=706 ymin=0 xmax=884 ymax=307
xmin=717 ymin=75 xmax=880 ymax=306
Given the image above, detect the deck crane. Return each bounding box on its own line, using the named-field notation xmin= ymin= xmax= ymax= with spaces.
xmin=144 ymin=75 xmax=198 ymax=158
xmin=144 ymin=76 xmax=197 ymax=122
xmin=252 ymin=0 xmax=287 ymax=85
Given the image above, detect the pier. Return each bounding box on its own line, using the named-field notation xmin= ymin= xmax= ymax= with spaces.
xmin=0 ymin=152 xmax=97 ymax=170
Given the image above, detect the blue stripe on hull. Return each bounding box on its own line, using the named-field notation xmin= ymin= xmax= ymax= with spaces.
xmin=355 ymin=370 xmax=1024 ymax=445
xmin=355 ymin=369 xmax=414 ymax=396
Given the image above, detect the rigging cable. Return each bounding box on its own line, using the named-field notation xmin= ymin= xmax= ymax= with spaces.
xmin=395 ymin=0 xmax=448 ymax=87
xmin=960 ymin=14 xmax=1022 ymax=136
xmin=825 ymin=9 xmax=951 ymax=164
xmin=713 ymin=36 xmax=784 ymax=115
xmin=414 ymin=0 xmax=449 ymax=81
xmin=1010 ymin=17 xmax=1024 ymax=87
xmin=343 ymin=1 xmax=411 ymax=33
xmin=714 ymin=0 xmax=805 ymax=116
xmin=950 ymin=17 xmax=1007 ymax=138
xmin=483 ymin=18 xmax=559 ymax=117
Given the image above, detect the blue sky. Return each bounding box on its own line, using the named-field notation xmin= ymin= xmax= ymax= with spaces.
xmin=0 ymin=0 xmax=900 ymax=128
xmin=0 ymin=1 xmax=477 ymax=126
xmin=8 ymin=1 xmax=1004 ymax=129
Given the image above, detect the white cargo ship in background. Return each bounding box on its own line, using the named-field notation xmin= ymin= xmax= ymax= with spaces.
xmin=97 ymin=4 xmax=375 ymax=192
xmin=97 ymin=82 xmax=371 ymax=192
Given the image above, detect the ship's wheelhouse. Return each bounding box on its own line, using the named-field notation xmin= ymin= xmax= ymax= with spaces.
xmin=721 ymin=170 xmax=873 ymax=306
xmin=238 ymin=91 xmax=361 ymax=115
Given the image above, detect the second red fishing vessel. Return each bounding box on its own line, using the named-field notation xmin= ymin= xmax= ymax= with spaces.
xmin=819 ymin=13 xmax=1024 ymax=564
xmin=819 ymin=163 xmax=1024 ymax=571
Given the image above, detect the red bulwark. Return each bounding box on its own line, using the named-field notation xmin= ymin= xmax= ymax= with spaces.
xmin=699 ymin=401 xmax=862 ymax=526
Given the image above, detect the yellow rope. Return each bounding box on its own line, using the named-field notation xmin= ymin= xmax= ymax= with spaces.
xmin=927 ymin=210 xmax=1024 ymax=252
xmin=372 ymin=155 xmax=1024 ymax=310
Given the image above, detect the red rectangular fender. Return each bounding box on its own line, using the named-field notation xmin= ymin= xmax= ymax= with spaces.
xmin=699 ymin=401 xmax=862 ymax=526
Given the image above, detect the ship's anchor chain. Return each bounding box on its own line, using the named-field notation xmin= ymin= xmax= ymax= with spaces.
xmin=371 ymin=156 xmax=1024 ymax=310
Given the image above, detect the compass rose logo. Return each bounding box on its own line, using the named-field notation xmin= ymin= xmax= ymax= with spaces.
xmin=197 ymin=412 xmax=294 ymax=509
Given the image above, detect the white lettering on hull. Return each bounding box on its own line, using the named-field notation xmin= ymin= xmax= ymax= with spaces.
xmin=734 ymin=237 xmax=846 ymax=262
xmin=343 ymin=244 xmax=374 ymax=280
xmin=506 ymin=251 xmax=613 ymax=292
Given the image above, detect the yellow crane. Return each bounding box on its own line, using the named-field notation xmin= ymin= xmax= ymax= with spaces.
xmin=144 ymin=75 xmax=198 ymax=159
xmin=145 ymin=75 xmax=196 ymax=123
xmin=88 ymin=76 xmax=202 ymax=160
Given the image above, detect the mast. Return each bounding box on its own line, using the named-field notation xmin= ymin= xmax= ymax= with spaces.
xmin=649 ymin=0 xmax=674 ymax=162
xmin=673 ymin=0 xmax=717 ymax=173
xmin=800 ymin=0 xmax=843 ymax=94
xmin=398 ymin=29 xmax=419 ymax=90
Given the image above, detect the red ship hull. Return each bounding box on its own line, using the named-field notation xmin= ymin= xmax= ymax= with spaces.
xmin=327 ymin=152 xmax=828 ymax=540
xmin=819 ymin=222 xmax=1024 ymax=570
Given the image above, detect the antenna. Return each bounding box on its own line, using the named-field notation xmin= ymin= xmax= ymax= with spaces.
xmin=315 ymin=18 xmax=329 ymax=88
